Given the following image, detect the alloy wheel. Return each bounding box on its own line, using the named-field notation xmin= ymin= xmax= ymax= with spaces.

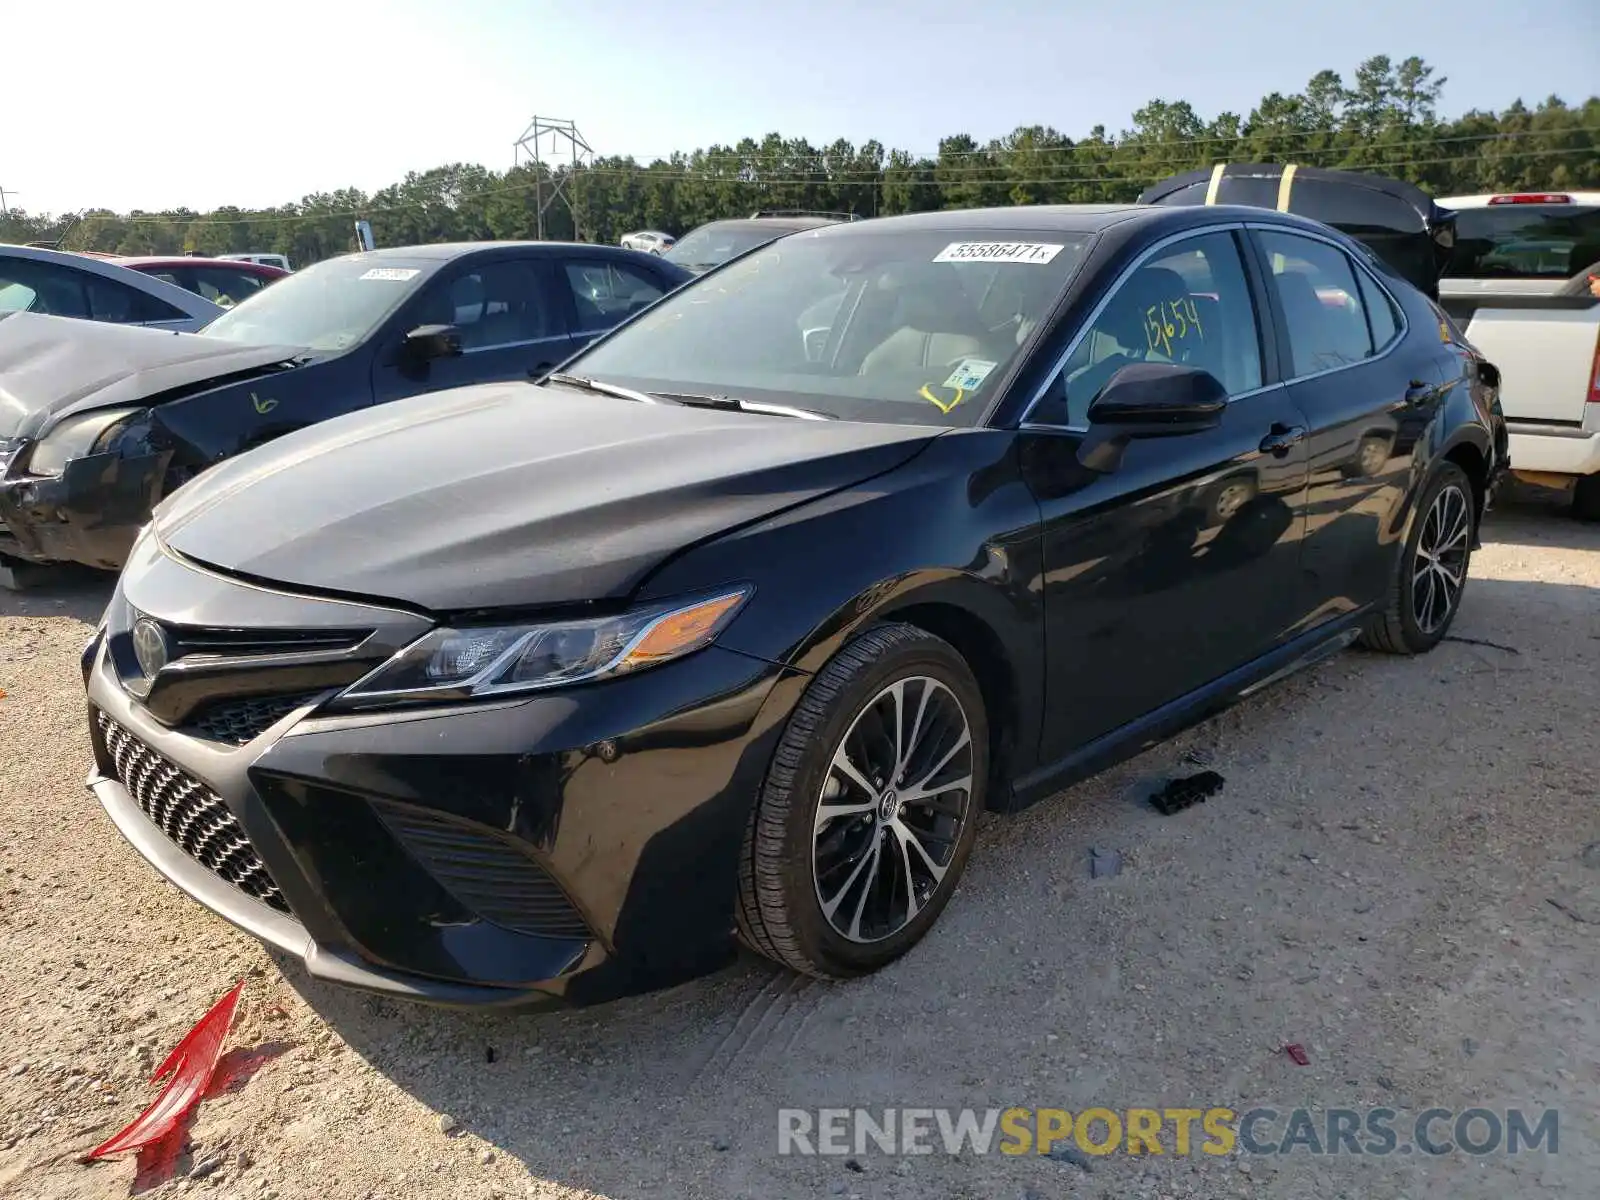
xmin=811 ymin=676 xmax=975 ymax=944
xmin=1412 ymin=482 xmax=1471 ymax=634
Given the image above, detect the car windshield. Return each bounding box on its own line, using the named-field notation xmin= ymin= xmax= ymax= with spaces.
xmin=663 ymin=225 xmax=789 ymax=271
xmin=200 ymin=255 xmax=431 ymax=350
xmin=568 ymin=227 xmax=1093 ymax=427
xmin=1446 ymin=205 xmax=1600 ymax=280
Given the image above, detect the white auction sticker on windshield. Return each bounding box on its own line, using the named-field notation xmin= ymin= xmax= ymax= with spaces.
xmin=943 ymin=358 xmax=999 ymax=391
xmin=359 ymin=268 xmax=420 ymax=281
xmin=933 ymin=241 xmax=1064 ymax=264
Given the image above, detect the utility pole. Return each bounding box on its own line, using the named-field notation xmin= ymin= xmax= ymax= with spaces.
xmin=512 ymin=117 xmax=592 ymax=241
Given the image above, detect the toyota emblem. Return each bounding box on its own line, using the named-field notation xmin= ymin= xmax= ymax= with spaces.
xmin=131 ymin=617 xmax=170 ymax=678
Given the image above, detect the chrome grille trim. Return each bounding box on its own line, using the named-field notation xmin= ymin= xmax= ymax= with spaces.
xmin=96 ymin=711 xmax=290 ymax=913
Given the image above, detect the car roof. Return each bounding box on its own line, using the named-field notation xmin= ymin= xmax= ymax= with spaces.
xmin=793 ymin=203 xmax=1264 ymax=239
xmin=348 ymin=241 xmax=634 ymax=261
xmin=688 ymin=216 xmax=842 ymax=235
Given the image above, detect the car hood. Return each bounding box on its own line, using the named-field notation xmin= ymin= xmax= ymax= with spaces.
xmin=0 ymin=311 xmax=306 ymax=440
xmin=155 ymin=382 xmax=942 ymax=612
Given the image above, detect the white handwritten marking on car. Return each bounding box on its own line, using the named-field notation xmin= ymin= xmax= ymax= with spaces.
xmin=932 ymin=242 xmax=1065 ymax=264
xmin=358 ymin=268 xmax=421 ymax=281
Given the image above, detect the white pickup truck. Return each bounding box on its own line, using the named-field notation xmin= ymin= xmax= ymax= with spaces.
xmin=1435 ymin=191 xmax=1600 ymax=519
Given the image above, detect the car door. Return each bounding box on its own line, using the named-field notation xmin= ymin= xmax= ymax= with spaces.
xmin=553 ymin=256 xmax=672 ymax=356
xmin=370 ymin=257 xmax=571 ymax=403
xmin=1017 ymin=227 xmax=1312 ymax=762
xmin=1250 ymin=226 xmax=1445 ymax=620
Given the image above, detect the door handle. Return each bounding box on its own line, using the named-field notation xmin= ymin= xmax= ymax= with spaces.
xmin=1259 ymin=423 xmax=1306 ymax=457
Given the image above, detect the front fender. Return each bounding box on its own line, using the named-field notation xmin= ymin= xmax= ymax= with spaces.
xmin=633 ymin=430 xmax=1049 ymax=781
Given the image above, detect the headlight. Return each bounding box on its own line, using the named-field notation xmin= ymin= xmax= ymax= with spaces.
xmin=337 ymin=588 xmax=751 ymax=705
xmin=26 ymin=407 xmax=144 ymax=477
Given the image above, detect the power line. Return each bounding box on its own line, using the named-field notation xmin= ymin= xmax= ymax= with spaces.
xmin=64 ymin=141 xmax=1600 ymax=229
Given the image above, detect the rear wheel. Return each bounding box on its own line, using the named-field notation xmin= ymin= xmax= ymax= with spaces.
xmin=1360 ymin=462 xmax=1474 ymax=655
xmin=736 ymin=623 xmax=986 ymax=978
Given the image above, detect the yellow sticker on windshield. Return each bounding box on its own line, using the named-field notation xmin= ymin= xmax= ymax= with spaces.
xmin=1144 ymin=297 xmax=1204 ymax=357
xmin=919 ymin=384 xmax=966 ymax=414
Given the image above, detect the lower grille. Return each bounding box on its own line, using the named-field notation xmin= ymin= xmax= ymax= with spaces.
xmin=183 ymin=692 xmax=323 ymax=746
xmin=96 ymin=712 xmax=291 ymax=913
xmin=372 ymin=801 xmax=590 ymax=939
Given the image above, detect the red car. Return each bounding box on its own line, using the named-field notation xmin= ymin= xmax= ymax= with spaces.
xmin=74 ymin=253 xmax=287 ymax=308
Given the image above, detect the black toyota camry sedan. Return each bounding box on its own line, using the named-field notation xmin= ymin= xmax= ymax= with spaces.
xmin=82 ymin=201 xmax=1507 ymax=1007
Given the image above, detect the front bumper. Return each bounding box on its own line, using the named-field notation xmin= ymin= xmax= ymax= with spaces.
xmin=0 ymin=446 xmax=167 ymax=568
xmin=84 ymin=549 xmax=797 ymax=1007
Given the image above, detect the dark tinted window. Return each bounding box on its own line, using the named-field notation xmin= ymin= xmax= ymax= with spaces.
xmin=416 ymin=261 xmax=554 ymax=349
xmin=0 ymin=258 xmax=92 ymax=318
xmin=562 ymin=261 xmax=665 ymax=333
xmin=1259 ymin=231 xmax=1375 ymax=376
xmin=84 ymin=275 xmax=189 ymax=323
xmin=1446 ymin=205 xmax=1600 ymax=280
xmin=1038 ymin=231 xmax=1262 ymax=426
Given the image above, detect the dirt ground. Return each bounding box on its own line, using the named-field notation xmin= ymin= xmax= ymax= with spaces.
xmin=1 ymin=494 xmax=1595 ymax=1200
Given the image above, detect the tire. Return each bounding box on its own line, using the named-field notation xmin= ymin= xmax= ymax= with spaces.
xmin=735 ymin=622 xmax=988 ymax=978
xmin=1573 ymin=473 xmax=1600 ymax=523
xmin=1359 ymin=462 xmax=1475 ymax=655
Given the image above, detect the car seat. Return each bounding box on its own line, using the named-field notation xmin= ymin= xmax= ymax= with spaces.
xmin=858 ymin=265 xmax=1006 ymax=376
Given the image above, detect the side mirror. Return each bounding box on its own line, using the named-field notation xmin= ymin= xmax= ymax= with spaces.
xmin=1087 ymin=362 xmax=1228 ymax=431
xmin=403 ymin=324 xmax=462 ymax=361
xmin=1078 ymin=362 xmax=1227 ymax=474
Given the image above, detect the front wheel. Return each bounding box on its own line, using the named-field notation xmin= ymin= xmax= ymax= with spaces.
xmin=1359 ymin=462 xmax=1475 ymax=655
xmin=735 ymin=623 xmax=987 ymax=978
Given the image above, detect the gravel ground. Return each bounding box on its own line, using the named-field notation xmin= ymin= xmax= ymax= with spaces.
xmin=1 ymin=494 xmax=1595 ymax=1200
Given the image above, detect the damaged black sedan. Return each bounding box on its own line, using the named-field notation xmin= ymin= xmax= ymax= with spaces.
xmin=0 ymin=241 xmax=689 ymax=584
xmin=84 ymin=200 xmax=1506 ymax=1006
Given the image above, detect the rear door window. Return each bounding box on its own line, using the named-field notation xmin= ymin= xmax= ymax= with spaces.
xmin=84 ymin=276 xmax=191 ymax=324
xmin=1257 ymin=231 xmax=1377 ymax=377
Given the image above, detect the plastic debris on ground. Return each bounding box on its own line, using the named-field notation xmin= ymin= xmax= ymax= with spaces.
xmin=1089 ymin=847 xmax=1123 ymax=879
xmin=1284 ymin=1043 xmax=1311 ymax=1066
xmin=81 ymin=979 xmax=247 ymax=1177
xmin=1150 ymin=770 xmax=1224 ymax=815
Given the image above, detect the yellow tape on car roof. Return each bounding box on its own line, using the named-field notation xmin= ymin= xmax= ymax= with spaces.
xmin=1276 ymin=164 xmax=1298 ymax=212
xmin=1204 ymin=163 xmax=1226 ymax=205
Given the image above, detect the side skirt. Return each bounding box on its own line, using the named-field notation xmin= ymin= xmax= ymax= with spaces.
xmin=1004 ymin=609 xmax=1372 ymax=813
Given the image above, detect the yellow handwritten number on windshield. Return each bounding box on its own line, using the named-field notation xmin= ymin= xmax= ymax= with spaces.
xmin=1144 ymin=297 xmax=1204 ymax=356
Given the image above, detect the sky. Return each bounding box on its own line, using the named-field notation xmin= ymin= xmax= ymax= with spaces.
xmin=4 ymin=0 xmax=1596 ymax=218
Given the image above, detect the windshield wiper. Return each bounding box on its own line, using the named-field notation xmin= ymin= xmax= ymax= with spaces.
xmin=544 ymin=372 xmax=662 ymax=405
xmin=654 ymin=392 xmax=833 ymax=420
